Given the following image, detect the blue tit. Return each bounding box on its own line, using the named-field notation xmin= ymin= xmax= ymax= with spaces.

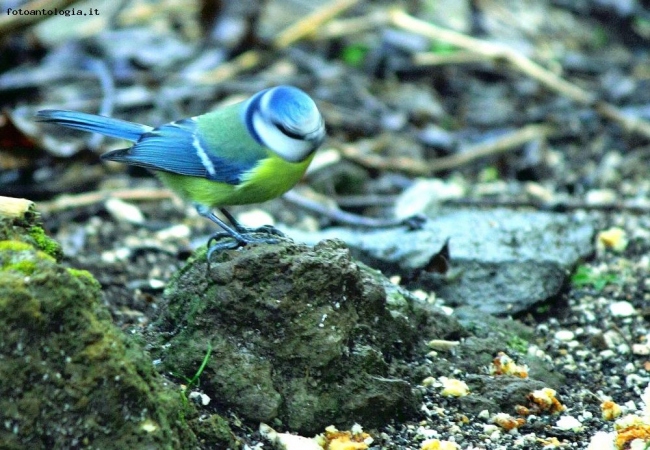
xmin=36 ymin=85 xmax=326 ymax=258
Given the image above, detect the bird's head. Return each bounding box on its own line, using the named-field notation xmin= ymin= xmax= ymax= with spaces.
xmin=244 ymin=85 xmax=326 ymax=163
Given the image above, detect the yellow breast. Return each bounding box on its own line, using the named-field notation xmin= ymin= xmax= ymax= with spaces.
xmin=157 ymin=151 xmax=315 ymax=207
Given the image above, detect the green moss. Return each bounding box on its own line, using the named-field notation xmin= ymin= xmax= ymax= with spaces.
xmin=0 ymin=240 xmax=33 ymax=252
xmin=27 ymin=226 xmax=62 ymax=261
xmin=0 ymin=240 xmax=58 ymax=276
xmin=66 ymin=268 xmax=101 ymax=290
xmin=506 ymin=335 xmax=530 ymax=354
xmin=0 ymin=239 xmax=56 ymax=262
xmin=188 ymin=413 xmax=237 ymax=447
xmin=0 ymin=236 xmax=201 ymax=448
xmin=340 ymin=43 xmax=369 ymax=67
xmin=429 ymin=40 xmax=457 ymax=55
xmin=3 ymin=259 xmax=38 ymax=275
xmin=571 ymin=264 xmax=621 ymax=291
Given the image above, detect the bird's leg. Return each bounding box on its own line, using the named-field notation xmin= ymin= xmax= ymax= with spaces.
xmin=218 ymin=208 xmax=285 ymax=238
xmin=195 ymin=205 xmax=282 ymax=260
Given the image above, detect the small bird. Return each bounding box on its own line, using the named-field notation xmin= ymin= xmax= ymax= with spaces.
xmin=36 ymin=85 xmax=326 ymax=258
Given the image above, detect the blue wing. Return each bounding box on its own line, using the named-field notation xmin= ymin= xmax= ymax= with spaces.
xmin=36 ymin=110 xmax=152 ymax=142
xmin=101 ymin=118 xmax=255 ymax=185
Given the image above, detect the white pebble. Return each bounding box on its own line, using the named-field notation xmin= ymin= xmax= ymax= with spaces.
xmin=104 ymin=197 xmax=145 ymax=224
xmin=609 ymin=301 xmax=636 ymax=317
xmin=155 ymin=224 xmax=191 ymax=240
xmin=554 ymin=330 xmax=575 ymax=342
xmin=259 ymin=423 xmax=321 ymax=450
xmin=633 ymin=343 xmax=650 ymax=355
xmin=555 ymin=415 xmax=583 ymax=431
xmin=188 ymin=391 xmax=211 ymax=406
xmin=236 ymin=209 xmax=275 ymax=228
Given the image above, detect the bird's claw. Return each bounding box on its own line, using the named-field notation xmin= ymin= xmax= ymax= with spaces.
xmin=231 ymin=224 xmax=285 ymax=237
xmin=207 ymin=236 xmax=280 ymax=261
xmin=206 ymin=227 xmax=285 ymax=261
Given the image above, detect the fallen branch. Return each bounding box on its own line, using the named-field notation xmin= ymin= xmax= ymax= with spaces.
xmin=37 ymin=188 xmax=177 ymax=213
xmin=197 ymin=0 xmax=360 ymax=84
xmin=390 ymin=9 xmax=650 ymax=140
xmin=429 ymin=124 xmax=554 ymax=173
xmin=339 ymin=124 xmax=553 ymax=175
xmin=273 ymin=0 xmax=362 ymax=48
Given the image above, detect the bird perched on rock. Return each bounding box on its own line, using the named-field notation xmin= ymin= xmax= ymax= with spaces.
xmin=37 ymin=85 xmax=326 ymax=258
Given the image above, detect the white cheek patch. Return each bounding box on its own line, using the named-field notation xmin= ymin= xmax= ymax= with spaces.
xmin=252 ymin=112 xmax=312 ymax=163
xmin=301 ymin=108 xmax=322 ymax=134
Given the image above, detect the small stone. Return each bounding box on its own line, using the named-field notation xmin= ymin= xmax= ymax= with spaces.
xmin=585 ymin=189 xmax=617 ymax=205
xmin=259 ymin=423 xmax=322 ymax=450
xmin=597 ymin=227 xmax=628 ymax=253
xmin=610 ymin=301 xmax=636 ymax=317
xmin=393 ymin=178 xmax=465 ymax=219
xmin=632 ymin=343 xmax=650 ymax=355
xmin=586 ymin=431 xmax=615 ymax=450
xmin=139 ymin=419 xmax=159 ymax=433
xmin=555 ymin=415 xmax=583 ymax=431
xmin=421 ymin=376 xmax=436 ymax=387
xmin=155 ymin=224 xmax=191 ymax=240
xmin=188 ymin=391 xmax=211 ymax=406
xmin=601 ymin=400 xmax=622 ymax=421
xmin=427 ymin=339 xmax=460 ymax=351
xmin=421 ymin=439 xmax=460 ymax=450
xmin=149 ymin=279 xmax=165 ymax=290
xmin=236 ymin=209 xmax=275 ymax=228
xmin=104 ymin=197 xmax=145 ymax=224
xmin=554 ymin=330 xmax=575 ymax=342
xmin=439 ymin=377 xmax=469 ymax=397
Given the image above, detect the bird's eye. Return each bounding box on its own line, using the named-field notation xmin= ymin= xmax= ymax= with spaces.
xmin=274 ymin=121 xmax=304 ymax=140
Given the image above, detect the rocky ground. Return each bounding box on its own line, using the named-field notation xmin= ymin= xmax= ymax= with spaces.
xmin=3 ymin=0 xmax=650 ymax=449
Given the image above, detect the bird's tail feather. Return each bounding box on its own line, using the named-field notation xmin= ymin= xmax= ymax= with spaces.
xmin=35 ymin=110 xmax=153 ymax=142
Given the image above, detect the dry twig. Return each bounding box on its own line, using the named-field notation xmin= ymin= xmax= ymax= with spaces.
xmin=0 ymin=196 xmax=36 ymax=219
xmin=429 ymin=124 xmax=554 ymax=173
xmin=37 ymin=188 xmax=176 ymax=213
xmin=390 ymin=9 xmax=650 ymax=140
xmin=198 ymin=0 xmax=360 ymax=84
xmin=317 ymin=9 xmax=390 ymax=39
xmin=273 ymin=0 xmax=362 ymax=48
xmin=283 ymin=189 xmax=412 ymax=228
xmin=196 ymin=50 xmax=263 ymax=85
xmin=339 ymin=124 xmax=553 ymax=175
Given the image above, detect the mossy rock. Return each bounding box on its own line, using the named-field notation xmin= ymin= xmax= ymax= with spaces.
xmin=0 ymin=203 xmax=238 ymax=449
xmin=151 ymin=239 xmax=463 ymax=434
xmin=0 ymin=197 xmax=62 ymax=260
xmin=0 ymin=239 xmax=204 ymax=449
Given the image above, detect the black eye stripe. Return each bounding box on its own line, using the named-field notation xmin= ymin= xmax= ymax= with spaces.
xmin=274 ymin=121 xmax=304 ymax=140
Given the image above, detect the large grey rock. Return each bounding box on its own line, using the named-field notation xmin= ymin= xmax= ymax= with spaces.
xmin=285 ymin=209 xmax=595 ymax=315
xmin=150 ymin=239 xmax=464 ymax=434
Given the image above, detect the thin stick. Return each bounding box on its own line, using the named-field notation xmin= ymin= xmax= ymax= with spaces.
xmin=195 ymin=50 xmax=262 ymax=84
xmin=316 ymin=10 xmax=390 ymax=39
xmin=37 ymin=188 xmax=176 ymax=213
xmin=274 ymin=0 xmax=362 ymax=48
xmin=414 ymin=51 xmax=496 ymax=66
xmin=429 ymin=124 xmax=554 ymax=173
xmin=196 ymin=0 xmax=360 ymax=83
xmin=390 ymin=9 xmax=650 ymax=140
xmin=0 ymin=196 xmax=36 ymax=219
xmin=339 ymin=124 xmax=552 ymax=176
xmin=390 ymin=9 xmax=593 ymax=103
xmin=283 ymin=190 xmax=408 ymax=228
